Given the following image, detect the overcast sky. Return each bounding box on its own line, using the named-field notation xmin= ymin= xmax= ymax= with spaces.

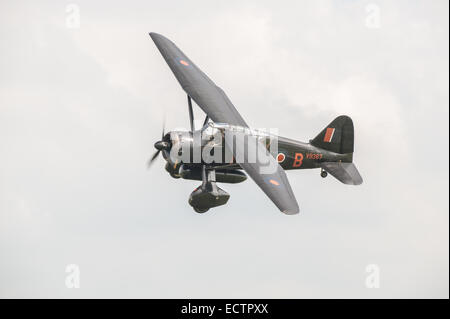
xmin=0 ymin=0 xmax=448 ymax=298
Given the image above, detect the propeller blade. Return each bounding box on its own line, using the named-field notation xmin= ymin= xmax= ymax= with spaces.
xmin=162 ymin=114 xmax=166 ymax=139
xmin=147 ymin=150 xmax=161 ymax=168
xmin=187 ymin=95 xmax=194 ymax=132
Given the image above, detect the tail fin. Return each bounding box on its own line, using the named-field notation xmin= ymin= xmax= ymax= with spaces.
xmin=311 ymin=115 xmax=354 ymax=154
xmin=313 ymin=115 xmax=363 ymax=185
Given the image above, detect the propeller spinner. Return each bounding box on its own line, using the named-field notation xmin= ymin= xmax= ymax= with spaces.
xmin=147 ymin=123 xmax=171 ymax=168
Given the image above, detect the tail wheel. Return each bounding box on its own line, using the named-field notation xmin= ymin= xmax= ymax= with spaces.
xmin=321 ymin=170 xmax=328 ymax=178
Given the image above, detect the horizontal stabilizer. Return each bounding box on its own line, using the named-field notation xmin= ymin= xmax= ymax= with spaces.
xmin=321 ymin=162 xmax=363 ymax=185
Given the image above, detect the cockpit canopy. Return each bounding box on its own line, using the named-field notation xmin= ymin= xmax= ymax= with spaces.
xmin=204 ymin=122 xmax=273 ymax=138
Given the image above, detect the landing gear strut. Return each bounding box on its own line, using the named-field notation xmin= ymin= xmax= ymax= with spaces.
xmin=186 ymin=95 xmax=229 ymax=213
xmin=321 ymin=169 xmax=328 ymax=178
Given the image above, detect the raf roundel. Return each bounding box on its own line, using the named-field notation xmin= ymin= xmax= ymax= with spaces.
xmin=269 ymin=179 xmax=280 ymax=186
xmin=277 ymin=153 xmax=285 ymax=163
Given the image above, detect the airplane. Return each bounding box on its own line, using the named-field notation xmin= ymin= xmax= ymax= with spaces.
xmin=148 ymin=32 xmax=363 ymax=215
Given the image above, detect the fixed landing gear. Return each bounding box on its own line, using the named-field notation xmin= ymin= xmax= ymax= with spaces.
xmin=193 ymin=207 xmax=209 ymax=214
xmin=189 ymin=166 xmax=230 ymax=214
xmin=320 ymin=169 xmax=328 ymax=178
xmin=185 ymin=95 xmax=229 ymax=214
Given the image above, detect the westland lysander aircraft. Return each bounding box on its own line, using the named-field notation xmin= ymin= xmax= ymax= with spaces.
xmin=148 ymin=32 xmax=363 ymax=215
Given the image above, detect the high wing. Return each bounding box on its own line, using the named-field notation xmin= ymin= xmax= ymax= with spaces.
xmin=150 ymin=32 xmax=299 ymax=214
xmin=150 ymin=32 xmax=247 ymax=127
xmin=224 ymin=132 xmax=300 ymax=214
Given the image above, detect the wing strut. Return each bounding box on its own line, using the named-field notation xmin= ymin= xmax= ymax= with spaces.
xmin=187 ymin=95 xmax=194 ymax=132
xmin=203 ymin=115 xmax=209 ymax=126
xmin=188 ymin=94 xmax=209 ymax=129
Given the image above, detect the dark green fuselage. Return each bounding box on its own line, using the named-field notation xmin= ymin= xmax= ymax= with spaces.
xmin=164 ymin=131 xmax=352 ymax=183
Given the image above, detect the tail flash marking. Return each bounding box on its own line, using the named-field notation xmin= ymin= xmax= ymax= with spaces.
xmin=323 ymin=128 xmax=335 ymax=143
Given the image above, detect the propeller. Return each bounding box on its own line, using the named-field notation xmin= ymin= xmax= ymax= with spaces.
xmin=147 ymin=120 xmax=171 ymax=168
xmin=147 ymin=95 xmax=205 ymax=169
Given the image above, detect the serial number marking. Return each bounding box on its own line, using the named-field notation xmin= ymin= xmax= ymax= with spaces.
xmin=306 ymin=153 xmax=323 ymax=160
